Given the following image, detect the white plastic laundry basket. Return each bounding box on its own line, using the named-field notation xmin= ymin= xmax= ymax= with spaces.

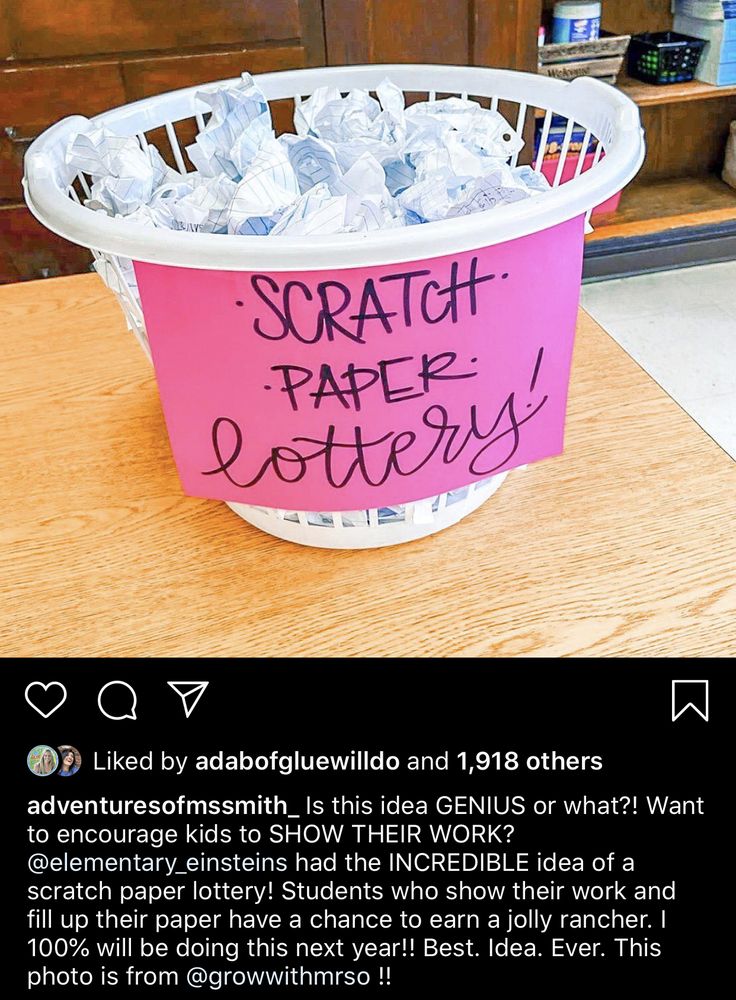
xmin=23 ymin=64 xmax=644 ymax=549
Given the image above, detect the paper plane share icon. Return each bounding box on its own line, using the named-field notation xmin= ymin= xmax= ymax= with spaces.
xmin=167 ymin=681 xmax=209 ymax=718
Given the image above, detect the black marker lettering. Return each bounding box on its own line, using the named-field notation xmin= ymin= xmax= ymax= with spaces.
xmin=341 ymin=364 xmax=381 ymax=413
xmin=420 ymin=280 xmax=452 ymax=325
xmin=283 ymin=281 xmax=315 ymax=344
xmin=350 ymin=278 xmax=397 ymax=338
xmin=419 ymin=352 xmax=477 ymax=393
xmin=378 ymin=269 xmax=431 ymax=327
xmin=270 ymin=364 xmax=313 ymax=411
xmin=316 ymin=281 xmax=360 ymax=343
xmin=378 ymin=356 xmax=424 ymax=404
xmin=468 ymin=393 xmax=548 ymax=475
xmin=311 ymin=364 xmax=352 ymax=410
xmin=251 ymin=275 xmax=289 ymax=341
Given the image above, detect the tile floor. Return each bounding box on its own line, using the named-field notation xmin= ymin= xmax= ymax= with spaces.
xmin=581 ymin=261 xmax=736 ymax=460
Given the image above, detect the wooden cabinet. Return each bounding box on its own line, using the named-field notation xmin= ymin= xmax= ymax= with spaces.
xmin=0 ymin=0 xmax=326 ymax=281
xmin=0 ymin=0 xmax=542 ymax=283
xmin=7 ymin=0 xmax=306 ymax=58
xmin=323 ymin=0 xmax=540 ymax=71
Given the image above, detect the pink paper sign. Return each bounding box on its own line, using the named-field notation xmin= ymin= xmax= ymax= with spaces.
xmin=134 ymin=216 xmax=584 ymax=511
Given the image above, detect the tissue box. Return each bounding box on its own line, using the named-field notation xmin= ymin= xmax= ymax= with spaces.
xmin=540 ymin=151 xmax=621 ymax=218
xmin=674 ymin=11 xmax=736 ymax=85
xmin=674 ymin=1 xmax=736 ymax=20
xmin=535 ymin=119 xmax=620 ymax=218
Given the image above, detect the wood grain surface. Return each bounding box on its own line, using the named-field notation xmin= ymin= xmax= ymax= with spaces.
xmin=618 ymin=76 xmax=736 ymax=108
xmin=322 ymin=0 xmax=539 ymax=73
xmin=587 ymin=175 xmax=736 ymax=242
xmin=636 ymin=96 xmax=736 ymax=182
xmin=1 ymin=274 xmax=735 ymax=659
xmin=0 ymin=0 xmax=325 ymax=282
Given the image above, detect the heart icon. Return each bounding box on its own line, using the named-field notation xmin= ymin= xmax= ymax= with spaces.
xmin=25 ymin=681 xmax=67 ymax=719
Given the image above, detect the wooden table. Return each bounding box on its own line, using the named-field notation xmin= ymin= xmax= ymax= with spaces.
xmin=2 ymin=273 xmax=734 ymax=658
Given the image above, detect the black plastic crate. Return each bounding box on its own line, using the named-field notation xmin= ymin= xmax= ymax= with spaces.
xmin=627 ymin=31 xmax=706 ymax=85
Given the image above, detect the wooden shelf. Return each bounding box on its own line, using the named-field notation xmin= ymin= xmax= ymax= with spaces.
xmin=617 ymin=75 xmax=736 ymax=106
xmin=587 ymin=174 xmax=736 ymax=242
xmin=533 ymin=75 xmax=736 ymax=117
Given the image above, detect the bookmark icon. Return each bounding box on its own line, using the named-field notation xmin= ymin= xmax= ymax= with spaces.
xmin=671 ymin=679 xmax=709 ymax=722
xmin=168 ymin=681 xmax=209 ymax=718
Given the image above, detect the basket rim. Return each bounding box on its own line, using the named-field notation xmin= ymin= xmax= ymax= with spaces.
xmin=630 ymin=31 xmax=707 ymax=45
xmin=23 ymin=63 xmax=645 ymax=272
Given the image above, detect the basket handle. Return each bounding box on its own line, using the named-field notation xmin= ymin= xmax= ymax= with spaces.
xmin=565 ymin=76 xmax=641 ymax=135
xmin=24 ymin=116 xmax=93 ymax=190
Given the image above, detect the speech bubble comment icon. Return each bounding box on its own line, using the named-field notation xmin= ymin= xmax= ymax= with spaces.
xmin=98 ymin=680 xmax=138 ymax=721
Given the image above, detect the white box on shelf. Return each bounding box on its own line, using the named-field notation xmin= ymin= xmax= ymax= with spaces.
xmin=674 ymin=12 xmax=736 ymax=84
